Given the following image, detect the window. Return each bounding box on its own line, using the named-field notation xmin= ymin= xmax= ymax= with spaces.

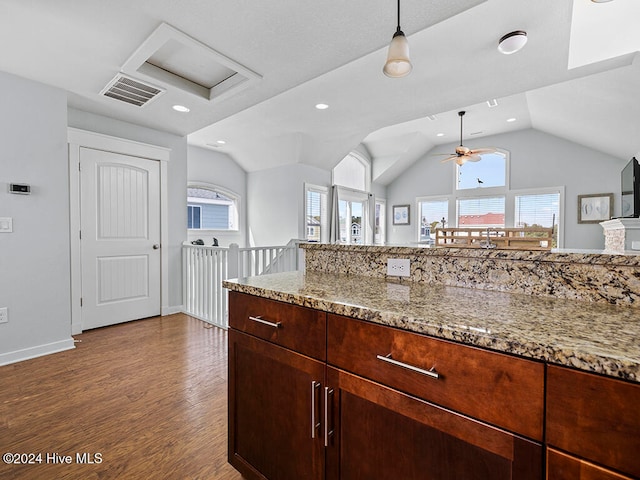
xmin=187 ymin=185 xmax=239 ymax=231
xmin=457 ymin=196 xmax=506 ymax=228
xmin=418 ymin=198 xmax=449 ymax=242
xmin=305 ymin=184 xmax=328 ymax=242
xmin=374 ymin=199 xmax=386 ymax=245
xmin=457 ymin=151 xmax=507 ymax=190
xmin=514 ymin=192 xmax=561 ymax=247
xmin=333 ymin=152 xmax=370 ymax=191
xmin=187 ymin=205 xmax=201 ymax=229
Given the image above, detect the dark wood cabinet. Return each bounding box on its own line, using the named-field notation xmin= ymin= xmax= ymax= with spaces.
xmin=228 ymin=329 xmax=325 ymax=480
xmin=227 ymin=291 xmax=638 ymax=480
xmin=546 ymin=365 xmax=640 ymax=479
xmin=547 ymin=448 xmax=634 ymax=480
xmin=228 ymin=292 xmax=327 ymax=480
xmin=327 ymin=314 xmax=545 ymax=441
xmin=325 ymin=366 xmax=542 ymax=480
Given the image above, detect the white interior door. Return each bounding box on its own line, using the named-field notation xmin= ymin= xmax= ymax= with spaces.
xmin=80 ymin=147 xmax=161 ymax=330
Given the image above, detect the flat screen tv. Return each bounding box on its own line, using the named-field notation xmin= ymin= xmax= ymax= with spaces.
xmin=621 ymin=156 xmax=640 ymax=218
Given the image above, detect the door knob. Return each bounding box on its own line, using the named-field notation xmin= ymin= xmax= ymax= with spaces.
xmin=153 ymin=244 xmax=160 ymax=250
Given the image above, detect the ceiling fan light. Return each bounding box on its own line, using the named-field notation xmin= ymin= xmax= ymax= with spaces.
xmin=383 ymin=30 xmax=412 ymax=78
xmin=498 ymin=30 xmax=528 ymax=55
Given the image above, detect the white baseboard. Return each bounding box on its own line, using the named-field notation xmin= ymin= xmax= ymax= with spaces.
xmin=0 ymin=338 xmax=76 ymax=366
xmin=162 ymin=305 xmax=184 ymax=316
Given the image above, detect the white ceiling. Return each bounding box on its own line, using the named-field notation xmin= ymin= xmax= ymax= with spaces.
xmin=0 ymin=0 xmax=638 ymax=184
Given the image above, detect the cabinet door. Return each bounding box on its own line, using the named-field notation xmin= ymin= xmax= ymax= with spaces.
xmin=325 ymin=367 xmax=542 ymax=480
xmin=547 ymin=448 xmax=634 ymax=480
xmin=228 ymin=330 xmax=325 ymax=480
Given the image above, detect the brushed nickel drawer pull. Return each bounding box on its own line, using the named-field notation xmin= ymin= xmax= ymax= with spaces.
xmin=248 ymin=315 xmax=281 ymax=328
xmin=376 ymin=353 xmax=440 ymax=379
xmin=324 ymin=387 xmax=334 ymax=447
xmin=311 ymin=381 xmax=321 ymax=439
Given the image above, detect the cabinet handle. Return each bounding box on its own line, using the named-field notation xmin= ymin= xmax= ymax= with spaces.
xmin=311 ymin=381 xmax=321 ymax=439
xmin=324 ymin=387 xmax=334 ymax=447
xmin=376 ymin=353 xmax=440 ymax=379
xmin=247 ymin=315 xmax=281 ymax=328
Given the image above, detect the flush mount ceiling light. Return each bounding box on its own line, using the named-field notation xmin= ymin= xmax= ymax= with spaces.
xmin=315 ymin=103 xmax=329 ymax=110
xmin=498 ymin=30 xmax=528 ymax=55
xmin=172 ymin=104 xmax=190 ymax=112
xmin=383 ymin=0 xmax=412 ymax=78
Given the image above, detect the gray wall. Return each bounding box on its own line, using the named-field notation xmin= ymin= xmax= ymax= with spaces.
xmin=0 ymin=71 xmax=73 ymax=364
xmin=247 ymin=164 xmax=331 ymax=246
xmin=386 ymin=128 xmax=627 ymax=250
xmin=187 ymin=145 xmax=247 ymax=247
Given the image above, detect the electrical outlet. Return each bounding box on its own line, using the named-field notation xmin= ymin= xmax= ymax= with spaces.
xmin=0 ymin=307 xmax=7 ymax=324
xmin=632 ymin=240 xmax=640 ymax=250
xmin=387 ymin=258 xmax=411 ymax=277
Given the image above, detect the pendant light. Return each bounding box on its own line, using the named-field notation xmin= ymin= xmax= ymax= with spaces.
xmin=383 ymin=0 xmax=412 ymax=78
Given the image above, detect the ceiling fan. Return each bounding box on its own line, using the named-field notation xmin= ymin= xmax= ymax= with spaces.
xmin=436 ymin=111 xmax=495 ymax=165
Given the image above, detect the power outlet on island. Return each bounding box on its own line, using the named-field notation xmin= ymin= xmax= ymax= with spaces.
xmin=387 ymin=258 xmax=411 ymax=277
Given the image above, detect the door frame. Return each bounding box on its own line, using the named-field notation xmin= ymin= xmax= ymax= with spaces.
xmin=68 ymin=128 xmax=171 ymax=335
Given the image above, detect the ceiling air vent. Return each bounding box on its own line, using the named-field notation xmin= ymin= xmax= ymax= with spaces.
xmin=100 ymin=74 xmax=164 ymax=107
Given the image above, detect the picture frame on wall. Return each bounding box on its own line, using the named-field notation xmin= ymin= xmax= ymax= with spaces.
xmin=577 ymin=193 xmax=613 ymax=224
xmin=392 ymin=204 xmax=410 ymax=225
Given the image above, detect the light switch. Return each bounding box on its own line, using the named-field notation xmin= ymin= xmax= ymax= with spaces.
xmin=0 ymin=217 xmax=13 ymax=233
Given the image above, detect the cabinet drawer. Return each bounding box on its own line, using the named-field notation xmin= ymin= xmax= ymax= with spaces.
xmin=327 ymin=314 xmax=544 ymax=440
xmin=229 ymin=292 xmax=326 ymax=360
xmin=547 ymin=448 xmax=633 ymax=480
xmin=546 ymin=365 xmax=640 ymax=479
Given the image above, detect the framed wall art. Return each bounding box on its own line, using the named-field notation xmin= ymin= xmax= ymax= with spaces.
xmin=393 ymin=204 xmax=410 ymax=225
xmin=577 ymin=193 xmax=613 ymax=224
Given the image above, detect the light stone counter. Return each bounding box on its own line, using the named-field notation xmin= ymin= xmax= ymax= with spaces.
xmin=224 ymin=270 xmax=640 ymax=383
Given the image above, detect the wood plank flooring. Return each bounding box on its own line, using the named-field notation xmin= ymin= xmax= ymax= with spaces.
xmin=0 ymin=314 xmax=244 ymax=480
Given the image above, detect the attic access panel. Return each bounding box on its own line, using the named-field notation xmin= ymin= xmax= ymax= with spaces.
xmin=122 ymin=23 xmax=260 ymax=102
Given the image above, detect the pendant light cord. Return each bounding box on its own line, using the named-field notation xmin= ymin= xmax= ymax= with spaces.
xmin=397 ymin=0 xmax=401 ymax=29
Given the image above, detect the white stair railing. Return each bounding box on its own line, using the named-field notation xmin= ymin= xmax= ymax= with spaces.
xmin=182 ymin=240 xmax=303 ymax=328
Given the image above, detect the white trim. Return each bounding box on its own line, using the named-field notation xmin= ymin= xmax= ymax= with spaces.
xmin=68 ymin=128 xmax=170 ymax=161
xmin=0 ymin=338 xmax=75 ymax=366
xmin=163 ymin=305 xmax=184 ymax=316
xmin=68 ymin=128 xmax=171 ymax=334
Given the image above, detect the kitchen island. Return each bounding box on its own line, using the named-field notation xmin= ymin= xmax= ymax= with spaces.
xmin=224 ymin=246 xmax=640 ymax=480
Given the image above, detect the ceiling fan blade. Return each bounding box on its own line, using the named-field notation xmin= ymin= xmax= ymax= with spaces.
xmin=469 ymin=148 xmax=496 ymax=155
xmin=440 ymin=156 xmax=458 ymax=163
xmin=467 ymin=154 xmax=482 ymax=162
xmin=432 ymin=152 xmax=456 ymax=156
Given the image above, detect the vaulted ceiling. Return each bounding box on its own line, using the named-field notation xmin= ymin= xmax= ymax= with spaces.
xmin=1 ymin=0 xmax=638 ymax=184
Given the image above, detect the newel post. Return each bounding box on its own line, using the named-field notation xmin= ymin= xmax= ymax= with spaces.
xmin=228 ymin=243 xmax=240 ymax=279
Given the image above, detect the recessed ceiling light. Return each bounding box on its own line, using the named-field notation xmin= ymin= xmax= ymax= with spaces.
xmin=216 ymin=140 xmax=226 ymax=145
xmin=507 ymin=117 xmax=517 ymax=123
xmin=498 ymin=31 xmax=528 ymax=55
xmin=315 ymin=103 xmax=329 ymax=110
xmin=591 ymin=0 xmax=613 ymax=3
xmin=436 ymin=133 xmax=445 ymax=137
xmin=172 ymin=104 xmax=190 ymax=113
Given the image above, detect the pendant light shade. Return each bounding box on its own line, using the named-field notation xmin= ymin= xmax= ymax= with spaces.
xmin=383 ymin=0 xmax=412 ymax=78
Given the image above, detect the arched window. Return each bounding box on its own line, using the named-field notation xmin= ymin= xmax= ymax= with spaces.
xmin=187 ymin=184 xmax=239 ymax=231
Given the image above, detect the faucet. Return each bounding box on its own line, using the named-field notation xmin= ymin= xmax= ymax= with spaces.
xmin=482 ymin=227 xmax=497 ymax=249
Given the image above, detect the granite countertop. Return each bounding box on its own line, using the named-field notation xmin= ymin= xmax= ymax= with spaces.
xmin=223 ymin=270 xmax=640 ymax=383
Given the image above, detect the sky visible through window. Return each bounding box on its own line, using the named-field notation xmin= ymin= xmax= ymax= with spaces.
xmin=457 ymin=152 xmax=506 ymax=190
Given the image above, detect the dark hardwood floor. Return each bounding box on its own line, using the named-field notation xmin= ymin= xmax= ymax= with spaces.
xmin=0 ymin=314 xmax=243 ymax=480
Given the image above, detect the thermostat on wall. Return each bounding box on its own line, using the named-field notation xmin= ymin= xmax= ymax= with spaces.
xmin=9 ymin=183 xmax=30 ymax=194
